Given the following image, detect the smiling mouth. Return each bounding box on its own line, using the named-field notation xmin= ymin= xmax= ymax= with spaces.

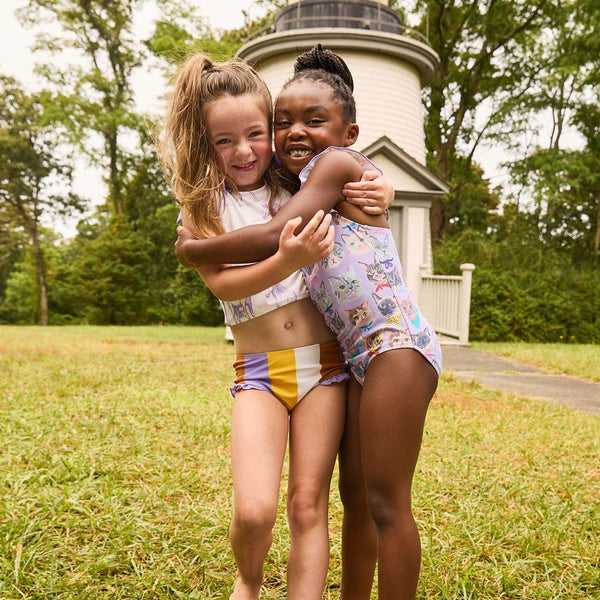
xmin=287 ymin=149 xmax=312 ymax=158
xmin=234 ymin=160 xmax=256 ymax=170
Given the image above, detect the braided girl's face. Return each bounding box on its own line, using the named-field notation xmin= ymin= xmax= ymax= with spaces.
xmin=274 ymin=79 xmax=358 ymax=175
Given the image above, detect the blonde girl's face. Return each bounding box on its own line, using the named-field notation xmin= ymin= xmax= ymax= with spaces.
xmin=207 ymin=93 xmax=273 ymax=191
xmin=274 ymin=79 xmax=358 ymax=176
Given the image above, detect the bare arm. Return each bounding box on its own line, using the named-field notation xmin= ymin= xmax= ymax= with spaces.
xmin=175 ymin=150 xmax=365 ymax=267
xmin=196 ymin=211 xmax=334 ymax=301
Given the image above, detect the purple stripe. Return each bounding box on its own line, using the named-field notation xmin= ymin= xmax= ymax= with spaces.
xmin=242 ymin=352 xmax=272 ymax=391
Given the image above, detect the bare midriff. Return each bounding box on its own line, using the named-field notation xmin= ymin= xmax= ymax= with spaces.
xmin=231 ymin=297 xmax=336 ymax=354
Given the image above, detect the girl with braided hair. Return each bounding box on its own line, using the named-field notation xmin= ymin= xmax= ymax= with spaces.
xmin=176 ymin=44 xmax=441 ymax=600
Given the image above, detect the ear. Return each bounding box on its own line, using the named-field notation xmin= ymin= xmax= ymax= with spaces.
xmin=344 ymin=123 xmax=359 ymax=147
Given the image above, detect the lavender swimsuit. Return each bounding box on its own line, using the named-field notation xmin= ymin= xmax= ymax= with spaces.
xmin=300 ymin=147 xmax=442 ymax=384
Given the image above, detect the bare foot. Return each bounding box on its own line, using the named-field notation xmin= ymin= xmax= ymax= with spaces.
xmin=229 ymin=577 xmax=261 ymax=600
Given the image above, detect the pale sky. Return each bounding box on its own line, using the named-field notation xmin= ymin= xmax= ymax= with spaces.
xmin=0 ymin=0 xmax=262 ymax=227
xmin=0 ymin=0 xmax=259 ymax=96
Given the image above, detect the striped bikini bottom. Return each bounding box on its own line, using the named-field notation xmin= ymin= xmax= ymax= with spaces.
xmin=231 ymin=339 xmax=348 ymax=411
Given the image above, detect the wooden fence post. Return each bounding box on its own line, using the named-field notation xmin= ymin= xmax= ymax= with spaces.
xmin=458 ymin=263 xmax=476 ymax=344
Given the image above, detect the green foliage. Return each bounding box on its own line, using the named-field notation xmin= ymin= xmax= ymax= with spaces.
xmin=33 ymin=208 xmax=224 ymax=327
xmin=0 ymin=76 xmax=83 ymax=324
xmin=0 ymin=259 xmax=37 ymax=324
xmin=48 ymin=216 xmax=153 ymax=324
xmin=434 ymin=228 xmax=600 ymax=342
xmin=509 ymin=147 xmax=600 ymax=266
xmin=21 ymin=0 xmax=151 ymax=216
xmin=414 ymin=0 xmax=567 ymax=243
xmin=147 ymin=0 xmax=222 ymax=65
xmin=2 ymin=0 xmax=598 ymax=335
xmin=164 ymin=265 xmax=225 ymax=326
xmin=434 ymin=157 xmax=501 ymax=238
xmin=0 ymin=219 xmax=26 ymax=301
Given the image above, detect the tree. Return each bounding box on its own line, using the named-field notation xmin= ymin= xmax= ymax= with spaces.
xmin=50 ymin=215 xmax=153 ymax=324
xmin=0 ymin=76 xmax=82 ymax=325
xmin=20 ymin=0 xmax=149 ymax=216
xmin=509 ymin=147 xmax=599 ymax=265
xmin=414 ymin=0 xmax=565 ymax=244
xmin=500 ymin=0 xmax=600 ymax=266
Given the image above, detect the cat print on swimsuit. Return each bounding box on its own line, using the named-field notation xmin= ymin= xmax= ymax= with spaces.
xmin=342 ymin=331 xmax=364 ymax=359
xmin=351 ymin=357 xmax=369 ymax=381
xmin=387 ymin=328 xmax=411 ymax=348
xmin=344 ymin=299 xmax=374 ymax=332
xmin=331 ymin=267 xmax=362 ymax=304
xmin=303 ymin=262 xmax=317 ymax=277
xmin=341 ymin=228 xmax=370 ymax=255
xmin=322 ymin=242 xmax=344 ymax=269
xmin=231 ymin=297 xmax=255 ymax=324
xmin=386 ymin=267 xmax=405 ymax=289
xmin=364 ymin=330 xmax=384 ymax=355
xmin=232 ymin=189 xmax=270 ymax=222
xmin=370 ymin=234 xmax=405 ymax=286
xmin=372 ymin=292 xmax=400 ymax=317
xmin=369 ymin=234 xmax=394 ymax=268
xmin=360 ymin=260 xmax=390 ymax=293
xmin=312 ymin=281 xmax=334 ymax=315
xmin=329 ymin=309 xmax=346 ymax=334
xmin=400 ymin=298 xmax=421 ymax=328
xmin=412 ymin=327 xmax=435 ymax=352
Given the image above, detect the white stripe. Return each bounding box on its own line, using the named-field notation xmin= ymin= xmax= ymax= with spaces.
xmin=294 ymin=344 xmax=321 ymax=402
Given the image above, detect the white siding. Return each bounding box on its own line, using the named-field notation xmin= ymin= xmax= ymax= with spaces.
xmin=367 ymin=153 xmax=429 ymax=191
xmin=349 ymin=53 xmax=426 ymax=163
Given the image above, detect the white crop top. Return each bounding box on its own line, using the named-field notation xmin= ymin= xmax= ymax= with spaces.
xmin=218 ymin=184 xmax=310 ymax=327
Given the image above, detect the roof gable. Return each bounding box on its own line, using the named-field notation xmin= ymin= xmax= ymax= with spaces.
xmin=360 ymin=136 xmax=450 ymax=194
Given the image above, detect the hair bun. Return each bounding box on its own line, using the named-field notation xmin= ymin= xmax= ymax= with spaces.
xmin=294 ymin=43 xmax=354 ymax=91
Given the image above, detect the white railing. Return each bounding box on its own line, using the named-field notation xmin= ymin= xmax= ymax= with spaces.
xmin=418 ymin=263 xmax=475 ymax=345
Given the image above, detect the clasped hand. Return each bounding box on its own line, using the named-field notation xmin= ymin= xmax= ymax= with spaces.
xmin=276 ymin=210 xmax=334 ymax=271
xmin=174 ymin=210 xmax=334 ymax=270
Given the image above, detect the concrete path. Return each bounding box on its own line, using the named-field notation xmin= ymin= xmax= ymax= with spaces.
xmin=441 ymin=345 xmax=600 ymax=416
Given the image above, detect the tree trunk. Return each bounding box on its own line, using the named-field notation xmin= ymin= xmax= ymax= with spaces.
xmin=31 ymin=226 xmax=48 ymax=325
xmin=430 ymin=195 xmax=446 ymax=247
xmin=594 ymin=192 xmax=600 ymax=269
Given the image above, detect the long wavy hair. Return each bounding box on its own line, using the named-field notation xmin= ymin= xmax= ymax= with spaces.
xmin=156 ymin=53 xmax=282 ymax=237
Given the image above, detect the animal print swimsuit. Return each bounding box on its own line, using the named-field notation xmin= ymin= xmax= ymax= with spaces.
xmin=300 ymin=147 xmax=442 ymax=384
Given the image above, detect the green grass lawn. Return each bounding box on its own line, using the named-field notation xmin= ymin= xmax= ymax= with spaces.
xmin=473 ymin=341 xmax=600 ymax=382
xmin=1 ymin=326 xmax=598 ymax=599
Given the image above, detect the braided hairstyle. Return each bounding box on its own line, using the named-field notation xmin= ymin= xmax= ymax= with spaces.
xmin=285 ymin=44 xmax=356 ymax=123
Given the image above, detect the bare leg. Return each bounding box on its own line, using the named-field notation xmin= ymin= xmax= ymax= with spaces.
xmin=229 ymin=390 xmax=289 ymax=600
xmin=360 ymin=349 xmax=438 ymax=600
xmin=286 ymin=382 xmax=346 ymax=600
xmin=338 ymin=375 xmax=377 ymax=600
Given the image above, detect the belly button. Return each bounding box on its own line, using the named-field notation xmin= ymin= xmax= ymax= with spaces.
xmin=284 ymin=321 xmax=293 ymax=330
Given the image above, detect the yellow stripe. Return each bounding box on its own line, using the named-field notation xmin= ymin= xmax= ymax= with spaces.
xmin=267 ymin=348 xmax=298 ymax=410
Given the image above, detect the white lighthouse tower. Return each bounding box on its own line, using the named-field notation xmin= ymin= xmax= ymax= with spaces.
xmin=237 ymin=0 xmax=449 ymax=292
xmin=237 ymin=1 xmax=474 ymax=344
